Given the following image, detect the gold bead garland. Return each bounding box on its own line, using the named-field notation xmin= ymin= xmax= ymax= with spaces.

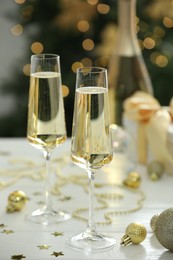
xmin=0 ymin=154 xmax=145 ymax=225
xmin=72 ymin=183 xmax=145 ymax=225
xmin=0 ymin=155 xmax=68 ymax=191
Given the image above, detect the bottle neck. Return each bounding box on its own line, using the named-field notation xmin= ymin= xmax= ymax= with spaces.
xmin=119 ymin=0 xmax=136 ymax=35
xmin=117 ymin=0 xmax=140 ymax=55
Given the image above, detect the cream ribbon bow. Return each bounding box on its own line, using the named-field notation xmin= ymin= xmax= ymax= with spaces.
xmin=123 ymin=91 xmax=173 ymax=175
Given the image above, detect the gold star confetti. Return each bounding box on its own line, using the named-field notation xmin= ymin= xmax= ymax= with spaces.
xmin=51 ymin=232 xmax=63 ymax=237
xmin=50 ymin=251 xmax=64 ymax=257
xmin=0 ymin=224 xmax=6 ymax=228
xmin=33 ymin=191 xmax=42 ymax=196
xmin=37 ymin=200 xmax=44 ymax=205
xmin=2 ymin=229 xmax=14 ymax=234
xmin=11 ymin=255 xmax=26 ymax=259
xmin=59 ymin=196 xmax=71 ymax=201
xmin=37 ymin=244 xmax=51 ymax=250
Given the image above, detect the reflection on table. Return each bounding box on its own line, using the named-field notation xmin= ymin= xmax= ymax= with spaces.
xmin=0 ymin=138 xmax=172 ymax=259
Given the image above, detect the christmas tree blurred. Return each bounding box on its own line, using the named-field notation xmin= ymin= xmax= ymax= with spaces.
xmin=1 ymin=0 xmax=173 ymax=136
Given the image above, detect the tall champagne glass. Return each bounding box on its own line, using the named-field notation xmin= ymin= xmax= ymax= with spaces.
xmin=67 ymin=67 xmax=116 ymax=251
xmin=27 ymin=54 xmax=70 ymax=225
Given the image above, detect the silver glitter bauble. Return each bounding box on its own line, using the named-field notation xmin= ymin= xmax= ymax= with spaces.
xmin=155 ymin=208 xmax=173 ymax=251
xmin=147 ymin=161 xmax=164 ymax=181
xmin=150 ymin=214 xmax=159 ymax=232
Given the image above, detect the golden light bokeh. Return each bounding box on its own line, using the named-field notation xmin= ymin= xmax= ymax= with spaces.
xmin=150 ymin=52 xmax=168 ymax=67
xmin=150 ymin=51 xmax=160 ymax=64
xmin=143 ymin=37 xmax=155 ymax=49
xmin=71 ymin=62 xmax=83 ymax=73
xmin=10 ymin=24 xmax=23 ymax=36
xmin=163 ymin=17 xmax=173 ymax=28
xmin=77 ymin=20 xmax=90 ymax=32
xmin=81 ymin=57 xmax=93 ymax=67
xmin=139 ymin=21 xmax=148 ymax=33
xmin=15 ymin=0 xmax=25 ymax=4
xmin=138 ymin=39 xmax=144 ymax=50
xmin=23 ymin=64 xmax=30 ymax=76
xmin=31 ymin=42 xmax=44 ymax=54
xmin=153 ymin=26 xmax=165 ymax=37
xmin=87 ymin=0 xmax=98 ymax=5
xmin=62 ymin=85 xmax=70 ymax=97
xmin=156 ymin=55 xmax=168 ymax=67
xmin=97 ymin=4 xmax=110 ymax=15
xmin=94 ymin=56 xmax=108 ymax=67
xmin=82 ymin=39 xmax=94 ymax=51
xmin=22 ymin=5 xmax=33 ymax=21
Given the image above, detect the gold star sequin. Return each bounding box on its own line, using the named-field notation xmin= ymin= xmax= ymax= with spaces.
xmin=37 ymin=244 xmax=51 ymax=250
xmin=51 ymin=232 xmax=63 ymax=237
xmin=50 ymin=251 xmax=64 ymax=257
xmin=59 ymin=196 xmax=71 ymax=201
xmin=2 ymin=229 xmax=14 ymax=234
xmin=33 ymin=191 xmax=42 ymax=196
xmin=11 ymin=255 xmax=26 ymax=259
xmin=37 ymin=200 xmax=44 ymax=205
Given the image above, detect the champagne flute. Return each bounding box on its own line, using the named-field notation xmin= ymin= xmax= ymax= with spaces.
xmin=67 ymin=67 xmax=116 ymax=251
xmin=27 ymin=53 xmax=71 ymax=225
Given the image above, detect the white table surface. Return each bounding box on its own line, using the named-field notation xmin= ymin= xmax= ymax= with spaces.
xmin=0 ymin=138 xmax=173 ymax=260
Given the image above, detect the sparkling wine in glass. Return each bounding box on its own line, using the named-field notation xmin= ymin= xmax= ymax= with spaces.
xmin=67 ymin=67 xmax=116 ymax=251
xmin=26 ymin=54 xmax=71 ymax=225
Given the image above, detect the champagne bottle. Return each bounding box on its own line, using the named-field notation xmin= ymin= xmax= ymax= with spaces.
xmin=108 ymin=0 xmax=154 ymax=126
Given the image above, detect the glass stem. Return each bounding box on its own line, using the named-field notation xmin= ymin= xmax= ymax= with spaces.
xmin=43 ymin=150 xmax=52 ymax=211
xmin=87 ymin=169 xmax=96 ymax=234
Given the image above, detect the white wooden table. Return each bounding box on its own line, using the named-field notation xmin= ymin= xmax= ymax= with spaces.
xmin=0 ymin=138 xmax=173 ymax=259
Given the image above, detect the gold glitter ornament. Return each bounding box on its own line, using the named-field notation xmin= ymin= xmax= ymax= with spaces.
xmin=120 ymin=222 xmax=147 ymax=246
xmin=7 ymin=190 xmax=27 ymax=213
xmin=123 ymin=172 xmax=141 ymax=188
xmin=147 ymin=161 xmax=164 ymax=181
xmin=154 ymin=208 xmax=173 ymax=251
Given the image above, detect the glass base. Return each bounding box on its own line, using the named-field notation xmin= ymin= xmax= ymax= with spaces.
xmin=26 ymin=207 xmax=71 ymax=225
xmin=67 ymin=230 xmax=116 ymax=251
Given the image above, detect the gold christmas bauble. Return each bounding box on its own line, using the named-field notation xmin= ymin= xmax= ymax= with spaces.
xmin=121 ymin=222 xmax=147 ymax=246
xmin=123 ymin=172 xmax=141 ymax=188
xmin=155 ymin=208 xmax=173 ymax=251
xmin=7 ymin=190 xmax=27 ymax=213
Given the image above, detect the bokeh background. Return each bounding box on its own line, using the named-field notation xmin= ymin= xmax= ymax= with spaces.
xmin=0 ymin=0 xmax=173 ymax=137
